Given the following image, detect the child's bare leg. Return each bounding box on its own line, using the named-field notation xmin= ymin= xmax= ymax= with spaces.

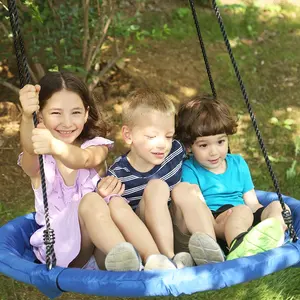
xmin=261 ymin=201 xmax=289 ymax=231
xmin=171 ymin=182 xmax=224 ymax=265
xmin=217 ymin=205 xmax=253 ymax=246
xmin=171 ymin=182 xmax=216 ymax=239
xmin=79 ymin=193 xmax=125 ymax=252
xmin=72 ymin=192 xmax=141 ymax=271
xmin=69 ymin=192 xmax=125 ymax=268
xmin=108 ymin=196 xmax=160 ymax=262
xmin=227 ymin=203 xmax=285 ymax=260
xmin=139 ymin=179 xmax=174 ymax=258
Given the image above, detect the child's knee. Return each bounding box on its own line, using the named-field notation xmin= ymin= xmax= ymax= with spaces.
xmin=143 ymin=179 xmax=169 ymax=202
xmin=232 ymin=204 xmax=253 ymax=216
xmin=109 ymin=196 xmax=132 ymax=219
xmin=79 ymin=192 xmax=109 ymax=217
xmin=172 ymin=182 xmax=204 ymax=207
xmin=263 ymin=201 xmax=290 ymax=223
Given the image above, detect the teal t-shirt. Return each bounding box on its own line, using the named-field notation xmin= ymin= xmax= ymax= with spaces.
xmin=181 ymin=154 xmax=254 ymax=211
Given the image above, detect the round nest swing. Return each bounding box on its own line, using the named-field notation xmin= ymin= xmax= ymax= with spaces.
xmin=1 ymin=0 xmax=299 ymax=298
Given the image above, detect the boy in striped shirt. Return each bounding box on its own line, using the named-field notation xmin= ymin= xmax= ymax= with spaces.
xmin=98 ymin=89 xmax=227 ymax=269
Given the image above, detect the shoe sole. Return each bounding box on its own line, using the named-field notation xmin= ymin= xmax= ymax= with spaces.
xmin=105 ymin=242 xmax=141 ymax=271
xmin=144 ymin=254 xmax=176 ymax=271
xmin=227 ymin=218 xmax=284 ymax=260
xmin=188 ymin=232 xmax=225 ymax=265
xmin=173 ymin=252 xmax=195 ymax=269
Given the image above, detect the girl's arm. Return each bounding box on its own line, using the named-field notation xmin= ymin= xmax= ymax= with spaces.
xmin=19 ymin=85 xmax=41 ymax=177
xmin=32 ymin=123 xmax=109 ymax=169
xmin=53 ymin=140 xmax=109 ymax=169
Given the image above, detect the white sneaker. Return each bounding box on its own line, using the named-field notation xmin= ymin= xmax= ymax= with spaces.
xmin=189 ymin=232 xmax=224 ymax=265
xmin=173 ymin=252 xmax=195 ymax=269
xmin=144 ymin=254 xmax=176 ymax=271
xmin=105 ymin=242 xmax=142 ymax=271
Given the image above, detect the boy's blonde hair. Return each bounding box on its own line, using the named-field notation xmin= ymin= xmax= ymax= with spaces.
xmin=122 ymin=88 xmax=176 ymax=127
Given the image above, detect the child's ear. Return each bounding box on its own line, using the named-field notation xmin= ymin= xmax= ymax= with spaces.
xmin=185 ymin=145 xmax=192 ymax=154
xmin=122 ymin=125 xmax=132 ymax=145
xmin=37 ymin=112 xmax=43 ymax=123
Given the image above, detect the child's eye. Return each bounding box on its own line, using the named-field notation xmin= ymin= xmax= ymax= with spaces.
xmin=146 ymin=136 xmax=156 ymax=139
xmin=218 ymin=139 xmax=226 ymax=144
xmin=199 ymin=144 xmax=207 ymax=148
xmin=166 ymin=136 xmax=173 ymax=139
xmin=73 ymin=111 xmax=82 ymax=114
xmin=51 ymin=112 xmax=60 ymax=115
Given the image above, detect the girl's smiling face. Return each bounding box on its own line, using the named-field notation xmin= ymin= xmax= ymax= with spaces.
xmin=39 ymin=89 xmax=88 ymax=144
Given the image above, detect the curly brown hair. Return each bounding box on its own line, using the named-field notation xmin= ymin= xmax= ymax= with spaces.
xmin=175 ymin=95 xmax=238 ymax=147
xmin=38 ymin=71 xmax=109 ymax=141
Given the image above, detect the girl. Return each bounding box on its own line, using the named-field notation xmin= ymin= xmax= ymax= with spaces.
xmin=18 ymin=71 xmax=141 ymax=271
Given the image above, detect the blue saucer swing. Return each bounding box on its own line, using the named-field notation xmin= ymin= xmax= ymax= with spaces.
xmin=1 ymin=0 xmax=299 ymax=298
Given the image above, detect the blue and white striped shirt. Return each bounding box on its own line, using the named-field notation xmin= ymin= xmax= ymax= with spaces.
xmin=107 ymin=140 xmax=185 ymax=209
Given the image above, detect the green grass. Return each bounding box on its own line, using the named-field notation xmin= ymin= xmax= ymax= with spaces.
xmin=1 ymin=1 xmax=300 ymax=299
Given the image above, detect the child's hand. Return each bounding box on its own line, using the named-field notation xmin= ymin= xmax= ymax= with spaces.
xmin=19 ymin=84 xmax=41 ymax=120
xmin=32 ymin=123 xmax=60 ymax=155
xmin=97 ymin=176 xmax=125 ymax=198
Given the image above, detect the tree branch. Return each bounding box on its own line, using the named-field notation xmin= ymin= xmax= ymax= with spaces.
xmin=86 ymin=0 xmax=114 ymax=72
xmin=0 ymin=21 xmax=9 ymax=36
xmin=27 ymin=63 xmax=38 ymax=83
xmin=82 ymin=0 xmax=90 ymax=62
xmin=0 ymin=79 xmax=20 ymax=95
xmin=88 ymin=53 xmax=122 ymax=91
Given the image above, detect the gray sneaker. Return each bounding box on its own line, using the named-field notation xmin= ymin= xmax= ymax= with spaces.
xmin=105 ymin=242 xmax=142 ymax=271
xmin=173 ymin=252 xmax=195 ymax=269
xmin=144 ymin=254 xmax=176 ymax=271
xmin=188 ymin=232 xmax=224 ymax=265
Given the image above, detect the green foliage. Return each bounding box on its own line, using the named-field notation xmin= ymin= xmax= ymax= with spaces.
xmin=1 ymin=0 xmax=156 ymax=86
xmin=286 ymin=136 xmax=300 ymax=180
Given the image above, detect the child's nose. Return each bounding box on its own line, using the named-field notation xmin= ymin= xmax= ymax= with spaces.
xmin=157 ymin=137 xmax=168 ymax=149
xmin=62 ymin=115 xmax=72 ymax=127
xmin=209 ymin=146 xmax=218 ymax=155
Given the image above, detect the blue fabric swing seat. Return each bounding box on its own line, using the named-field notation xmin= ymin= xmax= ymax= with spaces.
xmin=1 ymin=190 xmax=300 ymax=299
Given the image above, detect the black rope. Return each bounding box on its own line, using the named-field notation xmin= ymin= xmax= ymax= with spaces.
xmin=188 ymin=0 xmax=217 ymax=99
xmin=211 ymin=0 xmax=297 ymax=242
xmin=8 ymin=0 xmax=57 ymax=268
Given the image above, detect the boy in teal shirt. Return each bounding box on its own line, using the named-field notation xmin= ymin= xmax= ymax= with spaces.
xmin=176 ymin=96 xmax=287 ymax=260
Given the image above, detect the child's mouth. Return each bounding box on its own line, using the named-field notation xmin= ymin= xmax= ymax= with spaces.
xmin=209 ymin=158 xmax=219 ymax=164
xmin=152 ymin=152 xmax=165 ymax=159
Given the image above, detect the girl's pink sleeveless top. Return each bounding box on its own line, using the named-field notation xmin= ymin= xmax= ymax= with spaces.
xmin=18 ymin=137 xmax=113 ymax=267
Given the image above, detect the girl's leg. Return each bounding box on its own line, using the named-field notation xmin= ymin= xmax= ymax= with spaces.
xmin=261 ymin=201 xmax=289 ymax=230
xmin=72 ymin=192 xmax=140 ymax=271
xmin=137 ymin=179 xmax=174 ymax=258
xmin=109 ymin=195 xmax=176 ymax=270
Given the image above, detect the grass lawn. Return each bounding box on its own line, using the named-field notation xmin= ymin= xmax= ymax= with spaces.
xmin=0 ymin=1 xmax=300 ymax=299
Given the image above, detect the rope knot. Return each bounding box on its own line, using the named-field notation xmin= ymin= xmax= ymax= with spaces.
xmin=282 ymin=209 xmax=293 ymax=225
xmin=43 ymin=228 xmax=55 ymax=245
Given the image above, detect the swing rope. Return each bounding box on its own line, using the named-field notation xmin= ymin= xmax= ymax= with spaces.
xmin=210 ymin=0 xmax=297 ymax=241
xmin=188 ymin=0 xmax=297 ymax=242
xmin=188 ymin=0 xmax=217 ymax=99
xmin=8 ymin=0 xmax=57 ymax=269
